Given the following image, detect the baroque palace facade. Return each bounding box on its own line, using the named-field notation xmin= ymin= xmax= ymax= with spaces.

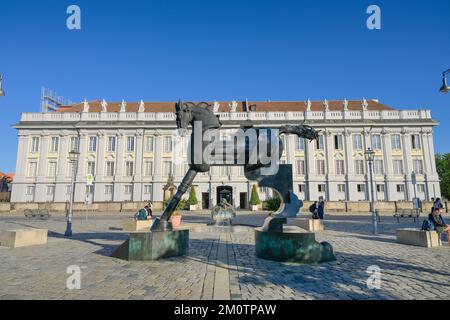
xmin=11 ymin=99 xmax=440 ymax=209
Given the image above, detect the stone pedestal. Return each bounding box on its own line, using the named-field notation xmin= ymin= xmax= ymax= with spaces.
xmin=288 ymin=218 xmax=324 ymax=232
xmin=0 ymin=229 xmax=48 ymax=248
xmin=122 ymin=219 xmax=152 ymax=232
xmin=396 ymin=228 xmax=442 ymax=248
xmin=111 ymin=229 xmax=189 ymax=261
xmin=254 ymin=226 xmax=335 ymax=263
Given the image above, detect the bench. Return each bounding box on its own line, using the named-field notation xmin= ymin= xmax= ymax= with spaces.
xmin=396 ymin=228 xmax=441 ymax=248
xmin=393 ymin=210 xmax=420 ymax=223
xmin=24 ymin=209 xmax=51 ymax=220
xmin=0 ymin=229 xmax=48 ymax=248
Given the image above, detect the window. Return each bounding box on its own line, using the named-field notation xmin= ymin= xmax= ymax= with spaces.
xmin=334 ymin=135 xmax=343 ymax=150
xmin=125 ymin=161 xmax=134 ymax=177
xmin=417 ymin=184 xmax=425 ymax=193
xmin=67 ymin=161 xmax=76 ymax=177
xmin=335 ymin=160 xmax=345 ymax=175
xmin=88 ymin=137 xmax=97 ymax=152
xmin=144 ymin=160 xmax=153 ymax=176
xmin=316 ymin=135 xmax=324 ymax=150
xmin=296 ymin=160 xmax=305 ymax=175
xmin=374 ymin=159 xmax=384 ymax=175
xmin=393 ymin=159 xmax=403 ymax=175
xmin=318 ymin=184 xmax=326 ymax=193
xmin=46 ymin=185 xmax=55 ymax=195
xmin=124 ymin=185 xmax=133 ymax=194
xmin=145 ymin=136 xmax=154 ymax=152
xmin=70 ymin=137 xmax=79 ymax=152
xmin=411 ymin=134 xmax=421 ymax=150
xmin=163 ymin=136 xmax=173 ymax=153
xmin=106 ymin=161 xmax=115 ymax=177
xmin=87 ymin=161 xmax=96 ymax=176
xmin=338 ymin=184 xmax=346 ymax=193
xmin=355 ymin=159 xmax=364 ymax=175
xmin=105 ymin=185 xmax=113 ymax=195
xmin=413 ymin=159 xmax=424 ymax=174
xmin=391 ymin=134 xmax=401 ymax=150
xmin=353 ymin=134 xmax=363 ymax=150
xmin=298 ymin=184 xmax=305 ymax=193
xmin=296 ymin=137 xmax=305 ymax=151
xmin=163 ymin=161 xmax=172 ymax=176
xmin=396 ymin=184 xmax=405 ymax=192
xmin=357 ymin=184 xmax=365 ymax=193
xmin=26 ymin=186 xmax=35 ymax=196
xmin=50 ymin=137 xmax=59 ymax=152
xmin=28 ymin=162 xmax=37 ymax=177
xmin=377 ymin=184 xmax=385 ymax=193
xmin=107 ymin=137 xmax=116 ymax=152
xmin=47 ymin=161 xmax=57 ymax=177
xmin=30 ymin=137 xmax=40 ymax=153
xmin=316 ymin=160 xmax=325 ymax=175
xmin=144 ymin=185 xmax=152 ymax=195
xmin=372 ymin=134 xmax=382 ymax=150
xmin=66 ymin=185 xmax=72 ymax=195
xmin=127 ymin=136 xmax=135 ymax=152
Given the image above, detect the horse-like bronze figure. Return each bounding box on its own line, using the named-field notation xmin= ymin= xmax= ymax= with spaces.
xmin=151 ymin=100 xmax=319 ymax=231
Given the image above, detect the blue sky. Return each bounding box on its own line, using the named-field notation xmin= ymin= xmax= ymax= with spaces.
xmin=0 ymin=0 xmax=449 ymax=173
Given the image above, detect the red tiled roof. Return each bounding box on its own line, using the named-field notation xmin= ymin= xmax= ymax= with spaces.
xmin=57 ymin=99 xmax=394 ymax=113
xmin=0 ymin=172 xmax=14 ymax=182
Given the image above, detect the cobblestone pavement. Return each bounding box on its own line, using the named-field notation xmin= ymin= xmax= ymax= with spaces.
xmin=0 ymin=212 xmax=449 ymax=300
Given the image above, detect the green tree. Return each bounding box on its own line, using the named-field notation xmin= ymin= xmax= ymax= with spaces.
xmin=250 ymin=184 xmax=261 ymax=206
xmin=265 ymin=194 xmax=281 ymax=211
xmin=436 ymin=153 xmax=450 ymax=200
xmin=188 ymin=187 xmax=198 ymax=205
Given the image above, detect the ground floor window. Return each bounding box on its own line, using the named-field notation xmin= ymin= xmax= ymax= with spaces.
xmin=105 ymin=185 xmax=113 ymax=195
xmin=396 ymin=184 xmax=405 ymax=192
xmin=376 ymin=184 xmax=385 ymax=192
xmin=357 ymin=184 xmax=365 ymax=193
xmin=26 ymin=186 xmax=35 ymax=195
xmin=318 ymin=184 xmax=326 ymax=192
xmin=417 ymin=184 xmax=425 ymax=193
xmin=337 ymin=184 xmax=346 ymax=193
xmin=298 ymin=184 xmax=305 ymax=193
xmin=124 ymin=185 xmax=133 ymax=194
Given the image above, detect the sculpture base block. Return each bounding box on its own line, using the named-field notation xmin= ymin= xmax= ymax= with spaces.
xmin=255 ymin=226 xmax=335 ymax=263
xmin=122 ymin=219 xmax=153 ymax=232
xmin=0 ymin=229 xmax=48 ymax=248
xmin=112 ymin=229 xmax=189 ymax=261
xmin=396 ymin=228 xmax=442 ymax=248
xmin=288 ymin=218 xmax=324 ymax=232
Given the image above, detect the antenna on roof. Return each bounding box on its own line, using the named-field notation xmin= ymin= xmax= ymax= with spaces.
xmin=40 ymin=86 xmax=73 ymax=113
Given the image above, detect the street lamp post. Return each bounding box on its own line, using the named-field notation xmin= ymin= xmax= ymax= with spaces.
xmin=65 ymin=150 xmax=79 ymax=237
xmin=440 ymin=69 xmax=450 ymax=94
xmin=365 ymin=147 xmax=378 ymax=235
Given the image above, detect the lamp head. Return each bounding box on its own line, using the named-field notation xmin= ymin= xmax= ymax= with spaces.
xmin=68 ymin=150 xmax=80 ymax=162
xmin=365 ymin=147 xmax=375 ymax=162
xmin=0 ymin=75 xmax=4 ymax=97
xmin=440 ymin=75 xmax=450 ymax=94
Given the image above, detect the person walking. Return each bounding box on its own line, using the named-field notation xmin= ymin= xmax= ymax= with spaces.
xmin=317 ymin=197 xmax=325 ymax=220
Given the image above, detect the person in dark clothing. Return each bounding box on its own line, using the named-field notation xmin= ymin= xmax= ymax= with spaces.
xmin=317 ymin=198 xmax=325 ymax=220
xmin=135 ymin=206 xmax=150 ymax=221
xmin=429 ymin=207 xmax=450 ymax=245
xmin=309 ymin=201 xmax=318 ymax=219
xmin=145 ymin=202 xmax=153 ymax=218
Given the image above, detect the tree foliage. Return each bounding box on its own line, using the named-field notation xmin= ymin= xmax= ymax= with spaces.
xmin=265 ymin=194 xmax=281 ymax=211
xmin=188 ymin=187 xmax=198 ymax=205
xmin=250 ymin=184 xmax=261 ymax=205
xmin=436 ymin=153 xmax=450 ymax=200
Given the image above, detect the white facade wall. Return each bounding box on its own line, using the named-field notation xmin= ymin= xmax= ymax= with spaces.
xmin=11 ymin=109 xmax=441 ymax=208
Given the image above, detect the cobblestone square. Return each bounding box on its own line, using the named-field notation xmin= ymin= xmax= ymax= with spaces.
xmin=0 ymin=212 xmax=449 ymax=300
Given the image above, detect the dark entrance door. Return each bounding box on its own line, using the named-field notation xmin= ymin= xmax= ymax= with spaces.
xmin=217 ymin=186 xmax=233 ymax=206
xmin=202 ymin=192 xmax=210 ymax=209
xmin=239 ymin=192 xmax=248 ymax=209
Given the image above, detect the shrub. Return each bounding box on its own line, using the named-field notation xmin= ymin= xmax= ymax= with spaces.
xmin=265 ymin=194 xmax=281 ymax=211
xmin=188 ymin=187 xmax=198 ymax=205
xmin=250 ymin=184 xmax=261 ymax=206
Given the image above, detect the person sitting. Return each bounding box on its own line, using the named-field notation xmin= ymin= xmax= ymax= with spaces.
xmin=135 ymin=206 xmax=149 ymax=221
xmin=145 ymin=203 xmax=153 ymax=218
xmin=429 ymin=207 xmax=450 ymax=246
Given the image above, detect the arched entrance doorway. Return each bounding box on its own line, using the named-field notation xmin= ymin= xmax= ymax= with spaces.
xmin=216 ymin=186 xmax=233 ymax=206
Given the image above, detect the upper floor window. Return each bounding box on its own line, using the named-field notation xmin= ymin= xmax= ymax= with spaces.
xmin=334 ymin=135 xmax=343 ymax=150
xmin=355 ymin=159 xmax=364 ymax=175
xmin=316 ymin=135 xmax=324 ymax=150
xmin=163 ymin=136 xmax=173 ymax=153
xmin=316 ymin=159 xmax=325 ymax=175
xmin=372 ymin=134 xmax=382 ymax=150
xmin=393 ymin=159 xmax=403 ymax=175
xmin=107 ymin=137 xmax=116 ymax=152
xmin=106 ymin=161 xmax=115 ymax=177
xmin=88 ymin=136 xmax=97 ymax=152
xmin=296 ymin=137 xmax=305 ymax=151
xmin=50 ymin=137 xmax=59 ymax=152
xmin=144 ymin=160 xmax=153 ymax=176
xmin=125 ymin=161 xmax=134 ymax=177
xmin=127 ymin=136 xmax=135 ymax=152
xmin=87 ymin=161 xmax=96 ymax=176
xmin=335 ymin=159 xmax=345 ymax=175
xmin=28 ymin=161 xmax=37 ymax=177
xmin=296 ymin=160 xmax=305 ymax=175
xmin=47 ymin=161 xmax=57 ymax=177
xmin=353 ymin=134 xmax=363 ymax=150
xmin=30 ymin=137 xmax=40 ymax=153
xmin=391 ymin=134 xmax=401 ymax=150
xmin=70 ymin=136 xmax=79 ymax=152
xmin=145 ymin=136 xmax=154 ymax=152
xmin=163 ymin=160 xmax=173 ymax=176
xmin=413 ymin=159 xmax=424 ymax=174
xmin=411 ymin=134 xmax=421 ymax=150
xmin=374 ymin=159 xmax=384 ymax=175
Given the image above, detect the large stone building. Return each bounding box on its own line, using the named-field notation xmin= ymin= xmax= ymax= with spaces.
xmin=11 ymin=99 xmax=440 ymax=209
